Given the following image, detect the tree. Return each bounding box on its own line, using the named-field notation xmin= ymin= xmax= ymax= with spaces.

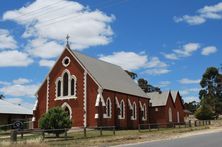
xmin=138 ymin=78 xmax=149 ymax=93
xmin=0 ymin=94 xmax=5 ymax=100
xmin=137 ymin=78 xmax=161 ymax=93
xmin=199 ymin=67 xmax=222 ymax=115
xmin=125 ymin=70 xmax=138 ymax=80
xmin=195 ymin=97 xmax=214 ymax=120
xmin=184 ymin=101 xmax=199 ymax=113
xmin=39 ymin=107 xmax=72 ymax=137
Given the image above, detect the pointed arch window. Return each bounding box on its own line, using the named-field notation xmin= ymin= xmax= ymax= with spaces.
xmin=132 ymin=102 xmax=137 ymax=120
xmin=63 ymin=72 xmax=69 ymax=96
xmin=57 ymin=80 xmax=61 ymax=97
xmin=106 ymin=98 xmax=112 ymax=118
xmin=55 ymin=69 xmax=77 ymax=100
xmin=119 ymin=100 xmax=125 ymax=119
xmin=142 ymin=104 xmax=147 ymax=121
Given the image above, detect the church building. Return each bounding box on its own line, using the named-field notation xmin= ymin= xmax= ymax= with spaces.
xmin=33 ymin=44 xmax=149 ymax=129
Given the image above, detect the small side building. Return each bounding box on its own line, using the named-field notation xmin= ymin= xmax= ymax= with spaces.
xmin=0 ymin=99 xmax=33 ymax=128
xmin=147 ymin=91 xmax=176 ymax=125
xmin=171 ymin=91 xmax=185 ymax=123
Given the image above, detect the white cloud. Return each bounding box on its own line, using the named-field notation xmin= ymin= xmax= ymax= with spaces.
xmin=157 ymin=81 xmax=171 ymax=87
xmin=0 ymin=78 xmax=39 ymax=97
xmin=183 ymin=96 xmax=199 ymax=102
xmin=180 ymin=88 xmax=200 ymax=95
xmin=99 ymin=51 xmax=170 ymax=75
xmin=201 ymin=46 xmax=217 ymax=56
xmin=39 ymin=59 xmax=55 ymax=68
xmin=0 ymin=84 xmax=39 ymax=97
xmin=179 ymin=78 xmax=200 ymax=84
xmin=174 ymin=2 xmax=222 ymax=25
xmin=163 ymin=43 xmax=200 ymax=60
xmin=13 ymin=78 xmax=31 ymax=85
xmin=174 ymin=15 xmax=206 ymax=25
xmin=0 ymin=81 xmax=10 ymax=86
xmin=0 ymin=50 xmax=33 ymax=67
xmin=3 ymin=0 xmax=115 ymax=54
xmin=0 ymin=29 xmax=17 ymax=49
xmin=99 ymin=51 xmax=148 ymax=71
xmin=26 ymin=38 xmax=64 ymax=59
xmin=146 ymin=57 xmax=168 ymax=68
xmin=144 ymin=68 xmax=171 ymax=75
xmin=5 ymin=98 xmax=34 ymax=110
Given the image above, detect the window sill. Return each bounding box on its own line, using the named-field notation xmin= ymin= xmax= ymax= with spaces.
xmin=118 ymin=116 xmax=125 ymax=120
xmin=55 ymin=96 xmax=77 ymax=100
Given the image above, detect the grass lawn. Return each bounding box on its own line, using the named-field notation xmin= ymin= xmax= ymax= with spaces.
xmin=0 ymin=125 xmax=210 ymax=147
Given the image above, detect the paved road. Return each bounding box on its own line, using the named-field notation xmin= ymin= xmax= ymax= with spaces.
xmin=123 ymin=131 xmax=222 ymax=147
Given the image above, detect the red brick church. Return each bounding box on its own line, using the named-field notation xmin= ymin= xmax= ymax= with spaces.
xmin=33 ymin=44 xmax=150 ymax=129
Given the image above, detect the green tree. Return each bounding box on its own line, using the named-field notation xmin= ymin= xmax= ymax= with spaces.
xmin=39 ymin=107 xmax=72 ymax=137
xmin=125 ymin=70 xmax=138 ymax=80
xmin=184 ymin=101 xmax=199 ymax=113
xmin=199 ymin=67 xmax=222 ymax=115
xmin=0 ymin=94 xmax=5 ymax=100
xmin=138 ymin=78 xmax=149 ymax=92
xmin=138 ymin=78 xmax=161 ymax=93
xmin=195 ymin=97 xmax=214 ymax=120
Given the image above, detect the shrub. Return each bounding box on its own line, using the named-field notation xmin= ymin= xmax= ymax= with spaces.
xmin=194 ymin=104 xmax=214 ymax=120
xmin=39 ymin=107 xmax=72 ymax=137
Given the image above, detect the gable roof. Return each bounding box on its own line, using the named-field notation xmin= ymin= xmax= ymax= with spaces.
xmin=36 ymin=46 xmax=148 ymax=98
xmin=171 ymin=91 xmax=178 ymax=102
xmin=146 ymin=91 xmax=170 ymax=106
xmin=71 ymin=50 xmax=148 ymax=98
xmin=0 ymin=99 xmax=33 ymax=115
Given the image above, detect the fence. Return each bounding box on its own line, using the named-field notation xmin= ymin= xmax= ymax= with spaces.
xmin=0 ymin=120 xmax=211 ymax=142
xmin=138 ymin=120 xmax=211 ymax=132
xmin=7 ymin=126 xmax=116 ymax=142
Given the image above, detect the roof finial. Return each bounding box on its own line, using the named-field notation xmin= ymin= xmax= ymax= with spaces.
xmin=66 ymin=34 xmax=70 ymax=48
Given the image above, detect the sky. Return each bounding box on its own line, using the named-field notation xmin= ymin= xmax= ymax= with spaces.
xmin=0 ymin=0 xmax=221 ymax=109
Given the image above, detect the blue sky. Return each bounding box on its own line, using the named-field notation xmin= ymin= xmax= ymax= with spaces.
xmin=0 ymin=0 xmax=221 ymax=109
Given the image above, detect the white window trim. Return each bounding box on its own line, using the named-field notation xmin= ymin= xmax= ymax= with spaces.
xmin=61 ymin=102 xmax=72 ymax=119
xmin=55 ymin=69 xmax=77 ymax=100
xmin=142 ymin=104 xmax=147 ymax=121
xmin=118 ymin=100 xmax=125 ymax=119
xmin=62 ymin=56 xmax=71 ymax=67
xmin=104 ymin=97 xmax=112 ymax=118
xmin=131 ymin=102 xmax=137 ymax=120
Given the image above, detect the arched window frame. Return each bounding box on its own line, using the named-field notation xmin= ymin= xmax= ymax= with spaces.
xmin=131 ymin=102 xmax=137 ymax=120
xmin=61 ymin=102 xmax=72 ymax=119
xmin=142 ymin=104 xmax=147 ymax=121
xmin=105 ymin=97 xmax=112 ymax=118
xmin=56 ymin=77 xmax=62 ymax=97
xmin=168 ymin=107 xmax=173 ymax=122
xmin=118 ymin=100 xmax=125 ymax=119
xmin=55 ymin=69 xmax=77 ymax=100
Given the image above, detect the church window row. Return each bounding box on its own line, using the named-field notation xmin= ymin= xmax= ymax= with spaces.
xmin=105 ymin=98 xmax=147 ymax=120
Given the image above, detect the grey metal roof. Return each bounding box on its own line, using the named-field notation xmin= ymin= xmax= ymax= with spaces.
xmin=146 ymin=91 xmax=170 ymax=106
xmin=72 ymin=50 xmax=148 ymax=98
xmin=171 ymin=91 xmax=178 ymax=102
xmin=0 ymin=99 xmax=33 ymax=115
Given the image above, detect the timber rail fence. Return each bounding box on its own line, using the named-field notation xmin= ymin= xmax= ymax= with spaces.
xmin=138 ymin=120 xmax=211 ymax=132
xmin=0 ymin=120 xmax=211 ymax=142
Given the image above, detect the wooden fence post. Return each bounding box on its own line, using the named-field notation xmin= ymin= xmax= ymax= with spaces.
xmin=113 ymin=126 xmax=115 ymax=135
xmin=209 ymin=120 xmax=211 ymax=125
xmin=21 ymin=131 xmax=23 ymax=139
xmin=100 ymin=127 xmax=102 ymax=136
xmin=84 ymin=127 xmax=87 ymax=138
xmin=42 ymin=131 xmax=45 ymax=140
xmin=149 ymin=124 xmax=151 ymax=131
xmin=64 ymin=129 xmax=67 ymax=140
xmin=157 ymin=124 xmax=160 ymax=131
xmin=138 ymin=124 xmax=141 ymax=132
xmin=189 ymin=120 xmax=192 ymax=128
xmin=10 ymin=130 xmax=17 ymax=142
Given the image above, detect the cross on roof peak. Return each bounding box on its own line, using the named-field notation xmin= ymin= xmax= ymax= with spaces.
xmin=66 ymin=34 xmax=70 ymax=49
